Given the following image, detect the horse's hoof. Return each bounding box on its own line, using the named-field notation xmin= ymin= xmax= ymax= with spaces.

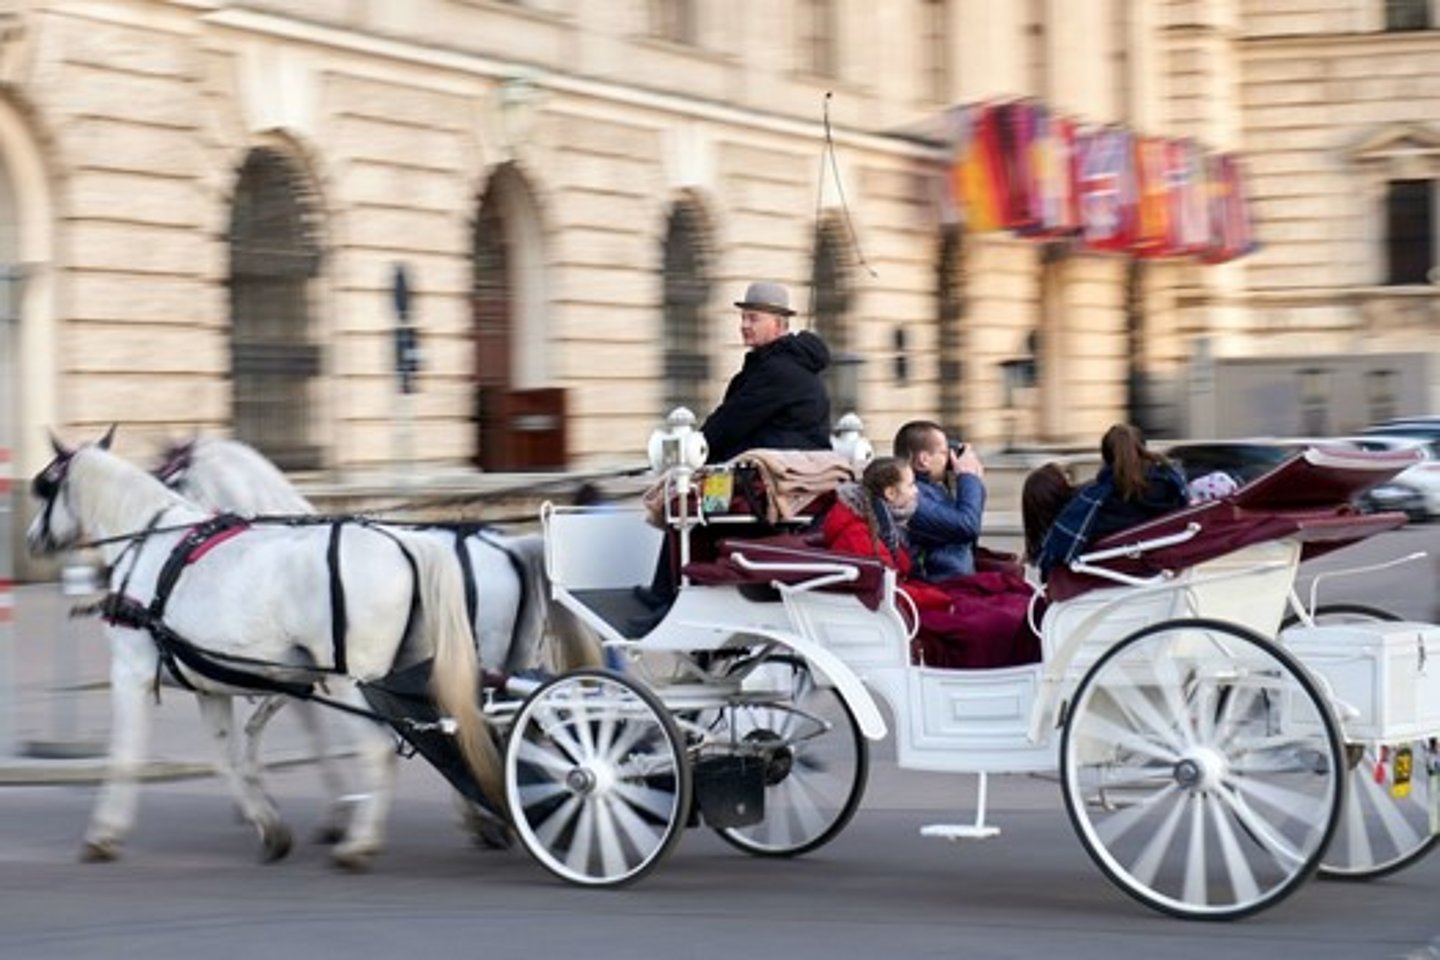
xmin=471 ymin=819 xmax=514 ymax=851
xmin=331 ymin=845 xmax=376 ymax=872
xmin=312 ymin=823 xmax=347 ymax=845
xmin=260 ymin=824 xmax=293 ymax=863
xmin=81 ymin=840 xmax=120 ymax=863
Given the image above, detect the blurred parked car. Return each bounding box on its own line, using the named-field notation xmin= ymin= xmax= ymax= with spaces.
xmin=1362 ymin=416 xmax=1440 ymax=443
xmin=1339 ymin=435 xmax=1440 ymax=521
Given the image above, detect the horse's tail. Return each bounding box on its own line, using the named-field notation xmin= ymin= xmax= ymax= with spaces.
xmin=511 ymin=534 xmax=604 ymax=672
xmin=396 ymin=531 xmax=503 ymax=808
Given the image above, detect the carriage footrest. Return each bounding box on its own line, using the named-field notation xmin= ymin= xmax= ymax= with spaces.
xmin=693 ymin=755 xmax=766 ymax=829
xmin=920 ymin=823 xmax=1001 ymax=841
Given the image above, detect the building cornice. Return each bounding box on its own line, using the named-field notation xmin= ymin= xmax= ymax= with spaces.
xmin=200 ymin=7 xmax=945 ymax=162
xmin=1241 ymin=29 xmax=1440 ymax=58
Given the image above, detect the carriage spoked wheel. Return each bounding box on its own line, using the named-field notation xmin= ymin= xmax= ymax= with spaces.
xmin=1281 ymin=604 xmax=1440 ymax=880
xmin=1060 ymin=618 xmax=1344 ymax=920
xmin=504 ymin=669 xmax=691 ymax=887
xmin=706 ymin=654 xmax=868 ymax=857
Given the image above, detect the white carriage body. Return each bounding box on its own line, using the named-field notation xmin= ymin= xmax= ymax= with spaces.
xmin=541 ymin=500 xmax=1430 ymax=772
xmin=535 ymin=442 xmax=1439 ymax=912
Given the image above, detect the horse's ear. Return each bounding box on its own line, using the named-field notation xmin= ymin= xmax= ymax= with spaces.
xmin=48 ymin=430 xmax=70 ymax=458
xmin=98 ymin=423 xmax=117 ymax=450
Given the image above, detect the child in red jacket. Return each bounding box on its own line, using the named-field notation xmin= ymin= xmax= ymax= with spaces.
xmin=822 ymin=458 xmax=952 ymax=610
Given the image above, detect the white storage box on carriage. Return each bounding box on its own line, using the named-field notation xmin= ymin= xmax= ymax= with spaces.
xmin=1280 ymin=621 xmax=1440 ymax=742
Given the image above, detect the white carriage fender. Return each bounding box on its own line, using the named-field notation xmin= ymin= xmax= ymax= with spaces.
xmin=707 ymin=621 xmax=888 ymax=741
xmin=779 ymin=633 xmax=887 ymax=740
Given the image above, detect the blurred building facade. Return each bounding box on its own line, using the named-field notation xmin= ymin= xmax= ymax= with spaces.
xmin=0 ymin=0 xmax=1437 ymax=499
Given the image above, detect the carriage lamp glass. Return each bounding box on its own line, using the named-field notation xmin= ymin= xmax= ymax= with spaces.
xmin=647 ymin=407 xmax=708 ymax=473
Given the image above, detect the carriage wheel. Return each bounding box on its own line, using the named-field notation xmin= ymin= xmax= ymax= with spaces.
xmin=1060 ymin=618 xmax=1343 ymax=920
xmin=1281 ymin=604 xmax=1440 ymax=880
xmin=709 ymin=654 xmax=868 ymax=857
xmin=505 ymin=669 xmax=690 ymax=887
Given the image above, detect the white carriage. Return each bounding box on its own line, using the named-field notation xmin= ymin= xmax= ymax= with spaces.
xmin=504 ymin=429 xmax=1439 ymax=920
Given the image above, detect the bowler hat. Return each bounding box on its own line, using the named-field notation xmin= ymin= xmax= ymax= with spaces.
xmin=734 ymin=281 xmax=796 ymax=317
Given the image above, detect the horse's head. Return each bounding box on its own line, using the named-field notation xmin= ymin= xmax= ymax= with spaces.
xmin=26 ymin=425 xmax=116 ymax=556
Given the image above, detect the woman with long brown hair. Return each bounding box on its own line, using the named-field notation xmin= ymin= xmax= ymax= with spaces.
xmin=1036 ymin=423 xmax=1188 ymax=578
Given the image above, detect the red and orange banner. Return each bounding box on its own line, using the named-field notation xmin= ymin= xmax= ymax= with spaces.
xmin=947 ymin=101 xmax=1257 ymax=264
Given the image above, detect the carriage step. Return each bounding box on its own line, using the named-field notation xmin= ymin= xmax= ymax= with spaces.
xmin=920 ymin=823 xmax=1001 ymax=841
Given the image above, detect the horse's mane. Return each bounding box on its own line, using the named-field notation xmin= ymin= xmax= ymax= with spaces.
xmin=181 ymin=438 xmax=315 ymax=516
xmin=71 ymin=446 xmax=197 ymax=536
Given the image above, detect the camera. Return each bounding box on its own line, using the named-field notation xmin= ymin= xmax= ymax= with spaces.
xmin=948 ymin=440 xmax=966 ymax=458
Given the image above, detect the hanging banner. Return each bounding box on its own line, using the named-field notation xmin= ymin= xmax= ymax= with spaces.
xmin=951 ymin=103 xmax=1007 ymax=233
xmin=1133 ymin=136 xmax=1173 ymax=258
xmin=1076 ymin=125 xmax=1137 ymax=253
xmin=1203 ymin=152 xmax=1259 ymax=264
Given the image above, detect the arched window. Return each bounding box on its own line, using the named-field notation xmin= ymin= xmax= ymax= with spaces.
xmin=228 ymin=147 xmax=322 ymax=470
xmin=661 ymin=199 xmax=711 ymax=415
xmin=810 ymin=220 xmax=853 ymax=417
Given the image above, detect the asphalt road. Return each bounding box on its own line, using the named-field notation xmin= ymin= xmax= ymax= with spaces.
xmin=1 ymin=754 xmax=1438 ymax=960
xmin=0 ymin=523 xmax=1437 ymax=960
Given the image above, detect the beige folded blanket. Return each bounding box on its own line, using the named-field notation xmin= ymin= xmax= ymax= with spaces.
xmin=642 ymin=448 xmax=859 ymax=527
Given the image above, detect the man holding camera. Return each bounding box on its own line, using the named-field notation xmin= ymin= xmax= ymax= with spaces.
xmin=893 ymin=420 xmax=986 ymax=581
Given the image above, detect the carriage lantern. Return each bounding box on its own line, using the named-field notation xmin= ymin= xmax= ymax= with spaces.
xmin=831 ymin=412 xmax=874 ymax=466
xmin=647 ymin=407 xmax=709 ymax=475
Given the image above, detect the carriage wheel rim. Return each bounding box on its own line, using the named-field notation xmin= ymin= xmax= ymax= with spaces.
xmin=1060 ymin=618 xmax=1344 ymax=920
xmin=505 ymin=670 xmax=690 ymax=886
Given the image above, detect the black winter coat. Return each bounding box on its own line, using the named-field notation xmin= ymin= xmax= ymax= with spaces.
xmin=701 ymin=331 xmax=832 ymax=463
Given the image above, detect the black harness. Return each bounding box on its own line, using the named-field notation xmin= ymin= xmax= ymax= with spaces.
xmin=100 ymin=514 xmax=419 ymax=703
xmin=449 ymin=524 xmax=531 ymax=657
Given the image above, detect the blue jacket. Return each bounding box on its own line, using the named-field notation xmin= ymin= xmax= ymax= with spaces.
xmin=1037 ymin=462 xmax=1188 ymax=577
xmin=907 ymin=473 xmax=985 ymax=580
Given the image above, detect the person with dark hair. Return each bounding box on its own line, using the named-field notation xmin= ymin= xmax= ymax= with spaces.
xmin=1020 ymin=462 xmax=1076 ymax=568
xmin=892 ymin=419 xmax=986 ymax=581
xmin=1037 ymin=423 xmax=1188 ymax=578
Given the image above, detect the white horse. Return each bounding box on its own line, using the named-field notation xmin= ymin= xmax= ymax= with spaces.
xmin=153 ymin=436 xmax=600 ymax=675
xmin=28 ymin=429 xmax=502 ymax=869
xmin=153 ymin=435 xmax=602 ymax=844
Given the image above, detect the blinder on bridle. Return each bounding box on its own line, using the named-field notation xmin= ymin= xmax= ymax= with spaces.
xmin=31 ymin=424 xmax=116 ymax=526
xmin=32 ymin=450 xmax=74 ymax=503
xmin=153 ymin=441 xmax=195 ymax=488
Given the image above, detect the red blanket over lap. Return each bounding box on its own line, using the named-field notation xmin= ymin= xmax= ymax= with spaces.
xmin=912 ymin=571 xmax=1040 ymax=669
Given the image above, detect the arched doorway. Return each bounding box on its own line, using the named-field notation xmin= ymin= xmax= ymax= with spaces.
xmin=228 ymin=146 xmax=323 ymax=470
xmin=472 ymin=163 xmax=560 ymax=471
xmin=810 ymin=218 xmax=854 ymax=418
xmin=661 ymin=196 xmax=711 ymax=415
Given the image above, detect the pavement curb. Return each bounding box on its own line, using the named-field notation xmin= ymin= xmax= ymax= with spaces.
xmin=0 ymin=749 xmax=356 ymax=787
